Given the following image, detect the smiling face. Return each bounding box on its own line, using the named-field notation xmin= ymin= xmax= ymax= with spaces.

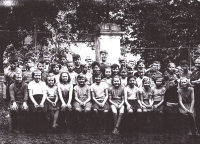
xmin=168 ymin=63 xmax=176 ymax=74
xmin=34 ymin=71 xmax=41 ymax=83
xmin=155 ymin=78 xmax=162 ymax=87
xmin=180 ymin=78 xmax=188 ymax=88
xmin=53 ymin=65 xmax=60 ymax=74
xmin=112 ymin=67 xmax=119 ymax=76
xmin=15 ymin=73 xmax=23 ymax=84
xmin=195 ymin=58 xmax=200 ymax=70
xmin=95 ymin=75 xmax=101 ymax=84
xmin=113 ymin=77 xmax=121 ymax=88
xmin=101 ymin=53 xmax=107 ymax=62
xmin=143 ymin=80 xmax=150 ymax=89
xmin=61 ymin=72 xmax=69 ymax=83
xmin=128 ymin=77 xmax=135 ymax=87
xmin=105 ymin=68 xmax=111 ymax=78
xmin=77 ymin=77 xmax=86 ymax=86
xmin=47 ymin=77 xmax=55 ymax=87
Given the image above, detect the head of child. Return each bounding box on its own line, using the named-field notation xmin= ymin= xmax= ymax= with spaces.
xmin=120 ymin=69 xmax=127 ymax=79
xmin=82 ymin=63 xmax=88 ymax=74
xmin=137 ymin=61 xmax=145 ymax=72
xmin=104 ymin=67 xmax=112 ymax=79
xmin=37 ymin=60 xmax=45 ymax=72
xmin=152 ymin=61 xmax=161 ymax=72
xmin=94 ymin=74 xmax=102 ymax=85
xmin=100 ymin=50 xmax=108 ymax=62
xmin=92 ymin=61 xmax=101 ymax=75
xmin=9 ymin=57 xmax=18 ymax=71
xmin=168 ymin=78 xmax=178 ymax=89
xmin=154 ymin=77 xmax=164 ymax=88
xmin=118 ymin=57 xmax=127 ymax=68
xmin=25 ymin=57 xmax=34 ymax=69
xmin=59 ymin=72 xmax=71 ymax=84
xmin=46 ymin=74 xmax=56 ymax=87
xmin=180 ymin=60 xmax=189 ymax=73
xmin=128 ymin=60 xmax=136 ymax=69
xmin=111 ymin=64 xmax=119 ymax=76
xmin=138 ymin=69 xmax=145 ymax=78
xmin=142 ymin=77 xmax=151 ymax=89
xmin=59 ymin=53 xmax=67 ymax=65
xmin=73 ymin=54 xmax=81 ymax=67
xmin=85 ymin=56 xmax=93 ymax=67
xmin=127 ymin=75 xmax=136 ymax=88
xmin=194 ymin=58 xmax=200 ymax=70
xmin=112 ymin=75 xmax=121 ymax=88
xmin=67 ymin=62 xmax=74 ymax=72
xmin=77 ymin=74 xmax=87 ymax=87
xmin=14 ymin=72 xmax=23 ymax=84
xmin=167 ymin=62 xmax=176 ymax=74
xmin=179 ymin=77 xmax=189 ymax=89
xmin=126 ymin=64 xmax=133 ymax=75
xmin=32 ymin=70 xmax=42 ymax=83
xmin=43 ymin=52 xmax=51 ymax=64
xmin=51 ymin=63 xmax=61 ymax=75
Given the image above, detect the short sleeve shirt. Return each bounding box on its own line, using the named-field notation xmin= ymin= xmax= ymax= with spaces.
xmin=138 ymin=87 xmax=152 ymax=100
xmin=58 ymin=83 xmax=72 ymax=98
xmin=91 ymin=82 xmax=108 ymax=101
xmin=69 ymin=71 xmax=78 ymax=85
xmin=178 ymin=87 xmax=193 ymax=104
xmin=109 ymin=86 xmax=124 ymax=102
xmin=46 ymin=85 xmax=58 ymax=98
xmin=74 ymin=85 xmax=90 ymax=99
xmin=124 ymin=86 xmax=139 ymax=100
xmin=28 ymin=80 xmax=46 ymax=95
xmin=151 ymin=86 xmax=166 ymax=102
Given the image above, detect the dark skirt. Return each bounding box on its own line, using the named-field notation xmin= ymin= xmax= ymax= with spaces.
xmin=128 ymin=99 xmax=140 ymax=109
xmin=153 ymin=101 xmax=164 ymax=112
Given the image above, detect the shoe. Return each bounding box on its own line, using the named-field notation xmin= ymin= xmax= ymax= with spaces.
xmin=187 ymin=131 xmax=192 ymax=136
xmin=52 ymin=123 xmax=59 ymax=128
xmin=112 ymin=128 xmax=119 ymax=135
xmin=195 ymin=131 xmax=200 ymax=137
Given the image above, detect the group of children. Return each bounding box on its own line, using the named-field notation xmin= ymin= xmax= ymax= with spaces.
xmin=2 ymin=49 xmax=200 ymax=136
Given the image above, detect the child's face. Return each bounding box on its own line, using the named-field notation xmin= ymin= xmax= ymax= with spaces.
xmin=127 ymin=67 xmax=133 ymax=75
xmin=53 ymin=65 xmax=60 ymax=74
xmin=168 ymin=63 xmax=176 ymax=74
xmin=26 ymin=59 xmax=34 ymax=68
xmin=143 ymin=81 xmax=150 ymax=89
xmin=86 ymin=59 xmax=92 ymax=66
xmin=68 ymin=63 xmax=74 ymax=72
xmin=120 ymin=70 xmax=127 ymax=78
xmin=60 ymin=57 xmax=67 ymax=65
xmin=120 ymin=60 xmax=126 ymax=67
xmin=15 ymin=74 xmax=23 ymax=84
xmin=61 ymin=73 xmax=69 ymax=83
xmin=43 ymin=55 xmax=50 ymax=63
xmin=101 ymin=53 xmax=107 ymax=61
xmin=112 ymin=67 xmax=119 ymax=75
xmin=47 ymin=78 xmax=54 ymax=87
xmin=83 ymin=65 xmax=88 ymax=73
xmin=113 ymin=77 xmax=121 ymax=87
xmin=34 ymin=72 xmax=41 ymax=83
xmin=181 ymin=64 xmax=189 ymax=72
xmin=37 ymin=63 xmax=44 ymax=71
xmin=74 ymin=58 xmax=81 ymax=66
xmin=156 ymin=78 xmax=162 ymax=86
xmin=129 ymin=61 xmax=135 ymax=69
xmin=93 ymin=65 xmax=101 ymax=75
xmin=95 ymin=76 xmax=101 ymax=84
xmin=77 ymin=77 xmax=86 ymax=86
xmin=137 ymin=63 xmax=145 ymax=71
xmin=139 ymin=70 xmax=145 ymax=77
xmin=195 ymin=59 xmax=200 ymax=69
xmin=152 ymin=63 xmax=160 ymax=71
xmin=129 ymin=78 xmax=135 ymax=87
xmin=105 ymin=69 xmax=111 ymax=78
xmin=181 ymin=79 xmax=188 ymax=88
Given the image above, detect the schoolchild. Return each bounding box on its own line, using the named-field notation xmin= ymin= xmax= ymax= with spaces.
xmin=23 ymin=56 xmax=35 ymax=84
xmin=67 ymin=62 xmax=78 ymax=86
xmin=73 ymin=54 xmax=83 ymax=74
xmin=109 ymin=75 xmax=124 ymax=135
xmin=120 ymin=69 xmax=127 ymax=87
xmin=101 ymin=67 xmax=112 ymax=88
xmin=81 ymin=63 xmax=93 ymax=86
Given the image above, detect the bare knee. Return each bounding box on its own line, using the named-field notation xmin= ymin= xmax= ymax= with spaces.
xmin=137 ymin=109 xmax=142 ymax=113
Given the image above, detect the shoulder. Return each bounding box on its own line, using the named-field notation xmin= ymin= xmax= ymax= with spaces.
xmin=9 ymin=83 xmax=15 ymax=89
xmin=188 ymin=87 xmax=194 ymax=91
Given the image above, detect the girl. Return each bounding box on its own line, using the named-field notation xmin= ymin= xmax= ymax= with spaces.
xmin=139 ymin=78 xmax=153 ymax=124
xmin=73 ymin=74 xmax=92 ymax=125
xmin=109 ymin=75 xmax=124 ymax=135
xmin=50 ymin=62 xmax=61 ymax=83
xmin=120 ymin=69 xmax=127 ymax=87
xmin=58 ymin=72 xmax=73 ymax=130
xmin=111 ymin=64 xmax=120 ymax=77
xmin=91 ymin=74 xmax=109 ymax=129
xmin=178 ymin=77 xmax=199 ymax=136
xmin=46 ymin=74 xmax=60 ymax=128
xmin=151 ymin=77 xmax=166 ymax=132
xmin=101 ymin=67 xmax=112 ymax=88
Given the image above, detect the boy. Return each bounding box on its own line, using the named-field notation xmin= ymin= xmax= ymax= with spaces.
xmin=23 ymin=56 xmax=35 ymax=84
xmin=111 ymin=64 xmax=120 ymax=77
xmin=59 ymin=53 xmax=68 ymax=72
xmin=100 ymin=50 xmax=111 ymax=72
xmin=81 ymin=63 xmax=93 ymax=86
xmin=73 ymin=54 xmax=83 ymax=74
xmin=180 ymin=60 xmax=192 ymax=79
xmin=42 ymin=51 xmax=51 ymax=72
xmin=85 ymin=56 xmax=93 ymax=73
xmin=118 ymin=56 xmax=127 ymax=70
xmin=67 ymin=62 xmax=78 ymax=86
xmin=146 ymin=61 xmax=162 ymax=81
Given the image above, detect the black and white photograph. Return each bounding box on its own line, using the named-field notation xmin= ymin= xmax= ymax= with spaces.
xmin=1 ymin=0 xmax=200 ymax=143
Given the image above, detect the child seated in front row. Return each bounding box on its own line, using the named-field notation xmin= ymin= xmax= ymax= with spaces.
xmin=73 ymin=74 xmax=92 ymax=126
xmin=91 ymin=74 xmax=109 ymax=128
xmin=46 ymin=74 xmax=60 ymax=128
xmin=109 ymin=75 xmax=125 ymax=135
